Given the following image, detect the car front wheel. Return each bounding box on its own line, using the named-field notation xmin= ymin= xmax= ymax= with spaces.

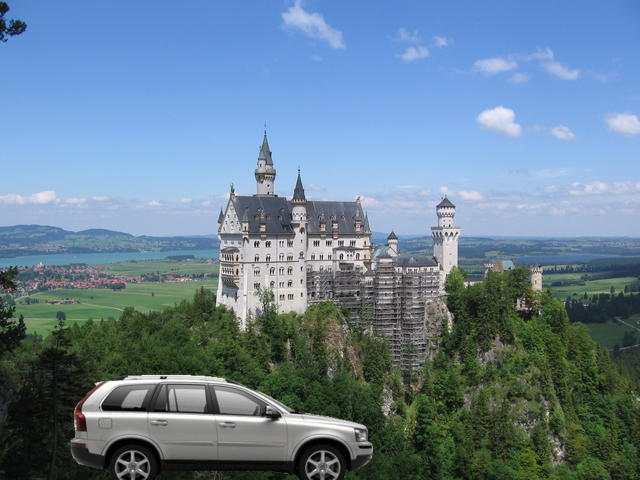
xmin=109 ymin=444 xmax=159 ymax=480
xmin=297 ymin=444 xmax=346 ymax=480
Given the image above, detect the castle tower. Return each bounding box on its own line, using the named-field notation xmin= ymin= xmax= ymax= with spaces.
xmin=387 ymin=231 xmax=399 ymax=257
xmin=431 ymin=197 xmax=461 ymax=276
xmin=255 ymin=132 xmax=276 ymax=196
xmin=291 ymin=169 xmax=307 ymax=224
xmin=531 ymin=265 xmax=543 ymax=291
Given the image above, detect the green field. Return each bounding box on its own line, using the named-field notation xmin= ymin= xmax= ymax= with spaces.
xmin=584 ymin=315 xmax=640 ymax=350
xmin=546 ymin=273 xmax=637 ymax=299
xmin=100 ymin=258 xmax=219 ymax=276
xmin=17 ymin=279 xmax=217 ymax=336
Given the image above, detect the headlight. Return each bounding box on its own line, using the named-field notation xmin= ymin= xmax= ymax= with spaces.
xmin=354 ymin=428 xmax=368 ymax=442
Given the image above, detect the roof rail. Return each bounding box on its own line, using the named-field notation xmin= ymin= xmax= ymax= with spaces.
xmin=123 ymin=375 xmax=227 ymax=382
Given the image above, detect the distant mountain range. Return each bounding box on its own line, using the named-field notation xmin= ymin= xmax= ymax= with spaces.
xmin=0 ymin=225 xmax=219 ymax=258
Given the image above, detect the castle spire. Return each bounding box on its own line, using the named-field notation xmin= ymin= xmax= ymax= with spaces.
xmin=258 ymin=132 xmax=273 ymax=166
xmin=255 ymin=130 xmax=276 ymax=196
xmin=292 ymin=169 xmax=306 ymax=203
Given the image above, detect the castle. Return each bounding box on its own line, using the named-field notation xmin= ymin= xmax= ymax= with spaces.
xmin=217 ymin=133 xmax=460 ymax=369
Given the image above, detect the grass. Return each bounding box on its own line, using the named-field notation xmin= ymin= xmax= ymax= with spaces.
xmin=99 ymin=259 xmax=219 ymax=276
xmin=584 ymin=315 xmax=640 ymax=350
xmin=547 ymin=275 xmax=637 ymax=299
xmin=17 ymin=279 xmax=217 ymax=336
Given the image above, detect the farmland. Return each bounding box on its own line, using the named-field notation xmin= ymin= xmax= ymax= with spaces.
xmin=16 ymin=278 xmax=218 ymax=336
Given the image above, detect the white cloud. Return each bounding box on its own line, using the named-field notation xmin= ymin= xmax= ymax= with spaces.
xmin=307 ymin=183 xmax=326 ymax=192
xmin=568 ymin=181 xmax=610 ymax=196
xmin=508 ymin=72 xmax=529 ymax=84
xmin=432 ymin=36 xmax=449 ymax=48
xmin=396 ymin=185 xmax=418 ymax=190
xmin=459 ymin=190 xmax=484 ymax=201
xmin=549 ymin=125 xmax=576 ymax=140
xmin=201 ymin=200 xmax=213 ymax=207
xmin=397 ymin=28 xmax=420 ymax=43
xmin=0 ymin=190 xmax=58 ymax=205
xmin=521 ymin=48 xmax=554 ymax=62
xmin=543 ymin=61 xmax=580 ymax=80
xmin=418 ymin=189 xmax=431 ymax=197
xmin=146 ymin=200 xmax=162 ymax=207
xmin=473 ymin=57 xmax=517 ymax=75
xmin=92 ymin=195 xmax=109 ymax=201
xmin=359 ymin=195 xmax=381 ymax=208
xmin=476 ymin=106 xmax=522 ymax=137
xmin=397 ymin=45 xmax=429 ymax=62
xmin=65 ymin=197 xmax=87 ymax=204
xmin=605 ymin=112 xmax=640 ymax=136
xmin=439 ymin=186 xmax=451 ymax=195
xmin=180 ymin=198 xmax=193 ymax=204
xmin=282 ymin=0 xmax=345 ymax=49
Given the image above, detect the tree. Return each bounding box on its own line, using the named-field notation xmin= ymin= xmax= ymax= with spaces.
xmin=0 ymin=2 xmax=26 ymax=42
xmin=0 ymin=267 xmax=26 ymax=359
xmin=55 ymin=311 xmax=66 ymax=322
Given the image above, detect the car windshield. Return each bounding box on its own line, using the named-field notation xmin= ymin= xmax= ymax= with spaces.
xmin=258 ymin=391 xmax=298 ymax=414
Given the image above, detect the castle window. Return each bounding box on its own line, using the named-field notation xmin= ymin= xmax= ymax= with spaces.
xmin=313 ymin=240 xmax=320 ymax=247
xmin=279 ymin=253 xmax=284 ymax=261
xmin=287 ymin=255 xmax=293 ymax=261
xmin=319 ymin=254 xmax=324 ymax=260
xmin=326 ymin=240 xmax=332 ymax=246
xmin=288 ymin=294 xmax=294 ymax=300
xmin=254 ymin=268 xmax=260 ymax=276
xmin=287 ymin=240 xmax=294 ymax=247
xmin=279 ymin=294 xmax=285 ymax=301
xmin=311 ymin=254 xmax=315 ymax=260
xmin=339 ymin=254 xmax=344 ymax=260
xmin=320 ymin=266 xmax=324 ymax=272
xmin=332 ymin=222 xmax=338 ymax=230
xmin=327 ymin=266 xmax=332 ymax=272
xmin=320 ymin=224 xmax=326 ymax=232
xmin=254 ymin=255 xmax=260 ymax=262
xmin=350 ymin=240 xmax=356 ymax=247
xmin=328 ymin=254 xmax=332 ymax=260
xmin=243 ymin=223 xmax=248 ymax=232
xmin=306 ymin=266 xmax=312 ymax=272
xmin=279 ymin=282 xmax=284 ymax=288
xmin=279 ymin=267 xmax=285 ymax=275
xmin=279 ymin=240 xmax=285 ymax=247
xmin=254 ymin=241 xmax=260 ymax=248
xmin=259 ymin=224 xmax=266 ymax=233
xmin=270 ymin=281 xmax=275 ymax=288
xmin=266 ymin=255 xmax=271 ymax=262
xmin=254 ymin=283 xmax=260 ymax=290
xmin=287 ymin=267 xmax=293 ymax=275
xmin=299 ymin=251 xmax=304 ymax=258
xmin=270 ymin=267 xmax=275 ymax=275
xmin=356 ymin=253 xmax=360 ymax=260
xmin=338 ymin=240 xmax=344 ymax=246
xmin=266 ymin=241 xmax=271 ymax=248
xmin=287 ymin=280 xmax=292 ymax=287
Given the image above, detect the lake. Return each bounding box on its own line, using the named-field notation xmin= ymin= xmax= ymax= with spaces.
xmin=0 ymin=249 xmax=219 ymax=268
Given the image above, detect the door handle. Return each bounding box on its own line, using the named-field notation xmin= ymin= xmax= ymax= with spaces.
xmin=220 ymin=422 xmax=236 ymax=428
xmin=150 ymin=420 xmax=168 ymax=426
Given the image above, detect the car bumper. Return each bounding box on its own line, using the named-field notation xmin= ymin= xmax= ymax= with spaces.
xmin=351 ymin=443 xmax=373 ymax=470
xmin=70 ymin=441 xmax=104 ymax=470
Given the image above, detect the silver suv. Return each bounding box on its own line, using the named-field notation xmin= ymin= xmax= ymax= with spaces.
xmin=70 ymin=375 xmax=373 ymax=480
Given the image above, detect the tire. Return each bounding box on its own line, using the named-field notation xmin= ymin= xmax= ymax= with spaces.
xmin=108 ymin=444 xmax=159 ymax=480
xmin=296 ymin=444 xmax=346 ymax=480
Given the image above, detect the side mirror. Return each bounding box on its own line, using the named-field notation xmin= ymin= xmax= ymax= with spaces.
xmin=264 ymin=405 xmax=281 ymax=420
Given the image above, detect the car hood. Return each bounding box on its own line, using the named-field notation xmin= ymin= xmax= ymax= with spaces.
xmin=294 ymin=413 xmax=365 ymax=430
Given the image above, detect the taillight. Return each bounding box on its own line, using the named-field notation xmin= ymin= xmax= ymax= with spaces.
xmin=74 ymin=382 xmax=105 ymax=432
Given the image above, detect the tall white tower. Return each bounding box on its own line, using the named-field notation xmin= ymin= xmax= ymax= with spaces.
xmin=431 ymin=197 xmax=461 ymax=276
xmin=255 ymin=132 xmax=276 ymax=196
xmin=531 ymin=265 xmax=543 ymax=291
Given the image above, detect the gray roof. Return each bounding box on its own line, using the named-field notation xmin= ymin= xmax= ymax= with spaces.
xmin=233 ymin=195 xmax=294 ymax=235
xmin=387 ymin=230 xmax=398 ymax=240
xmin=218 ymin=209 xmax=224 ymax=224
xmin=394 ymin=256 xmax=438 ymax=267
xmin=437 ymin=197 xmax=456 ymax=208
xmin=258 ymin=134 xmax=273 ymax=166
xmin=305 ymin=201 xmax=367 ymax=235
xmin=292 ymin=171 xmax=306 ymax=203
xmin=221 ymin=247 xmax=239 ymax=253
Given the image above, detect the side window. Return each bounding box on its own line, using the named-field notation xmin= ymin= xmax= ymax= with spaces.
xmin=153 ymin=384 xmax=208 ymax=414
xmin=214 ymin=386 xmax=265 ymax=416
xmin=102 ymin=384 xmax=154 ymax=412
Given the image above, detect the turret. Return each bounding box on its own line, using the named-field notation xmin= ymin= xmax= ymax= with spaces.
xmin=255 ymin=132 xmax=276 ymax=196
xmin=291 ymin=169 xmax=307 ymax=225
xmin=431 ymin=196 xmax=461 ymax=276
xmin=436 ymin=196 xmax=456 ymax=227
xmin=387 ymin=231 xmax=399 ymax=257
xmin=531 ymin=265 xmax=543 ymax=291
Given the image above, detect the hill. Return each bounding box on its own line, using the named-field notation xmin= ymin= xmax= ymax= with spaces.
xmin=1 ymin=270 xmax=639 ymax=478
xmin=0 ymin=225 xmax=219 ymax=258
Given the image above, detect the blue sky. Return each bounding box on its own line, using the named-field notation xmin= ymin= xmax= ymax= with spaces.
xmin=1 ymin=0 xmax=639 ymax=236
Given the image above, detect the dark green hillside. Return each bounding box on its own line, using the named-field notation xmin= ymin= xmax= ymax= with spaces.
xmin=0 ymin=224 xmax=219 ymax=257
xmin=1 ymin=270 xmax=639 ymax=478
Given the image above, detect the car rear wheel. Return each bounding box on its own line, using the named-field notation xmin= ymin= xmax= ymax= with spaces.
xmin=297 ymin=444 xmax=346 ymax=480
xmin=109 ymin=444 xmax=159 ymax=480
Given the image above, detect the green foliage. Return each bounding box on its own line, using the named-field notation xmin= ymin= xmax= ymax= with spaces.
xmin=1 ymin=268 xmax=640 ymax=479
xmin=0 ymin=2 xmax=26 ymax=42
